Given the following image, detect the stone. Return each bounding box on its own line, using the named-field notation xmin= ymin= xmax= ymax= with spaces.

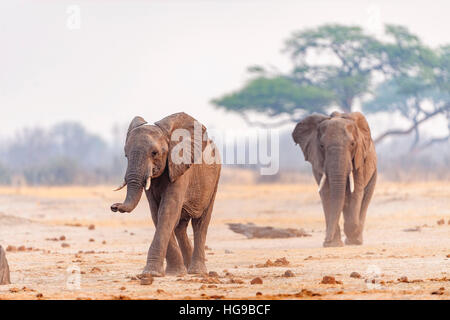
xmin=250 ymin=277 xmax=263 ymax=285
xmin=0 ymin=245 xmax=11 ymax=285
xmin=140 ymin=274 xmax=154 ymax=285
xmin=227 ymin=223 xmax=311 ymax=239
xmin=283 ymin=270 xmax=295 ymax=277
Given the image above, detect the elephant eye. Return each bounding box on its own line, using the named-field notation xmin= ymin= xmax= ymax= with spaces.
xmin=151 ymin=150 xmax=158 ymax=157
xmin=320 ymin=143 xmax=325 ymax=149
xmin=350 ymin=141 xmax=356 ymax=147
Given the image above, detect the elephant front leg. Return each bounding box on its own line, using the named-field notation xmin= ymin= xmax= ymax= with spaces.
xmin=148 ymin=199 xmax=186 ymax=276
xmin=143 ymin=196 xmax=184 ymax=277
xmin=323 ymin=213 xmax=344 ymax=247
xmin=345 ymin=171 xmax=377 ymax=245
xmin=320 ymin=188 xmax=344 ymax=247
xmin=343 ymin=187 xmax=364 ymax=245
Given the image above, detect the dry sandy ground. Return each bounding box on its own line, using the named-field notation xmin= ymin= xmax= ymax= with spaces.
xmin=0 ymin=179 xmax=449 ymax=300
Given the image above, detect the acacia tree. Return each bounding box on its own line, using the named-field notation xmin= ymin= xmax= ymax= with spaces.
xmin=212 ymin=24 xmax=449 ymax=148
xmin=284 ymin=24 xmax=387 ymax=112
xmin=211 ymin=76 xmax=334 ymax=126
xmin=212 ymin=24 xmax=386 ymax=125
xmin=363 ymin=26 xmax=450 ymax=150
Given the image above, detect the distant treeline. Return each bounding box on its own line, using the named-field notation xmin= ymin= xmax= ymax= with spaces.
xmin=0 ymin=122 xmax=126 ymax=185
xmin=0 ymin=121 xmax=448 ymax=186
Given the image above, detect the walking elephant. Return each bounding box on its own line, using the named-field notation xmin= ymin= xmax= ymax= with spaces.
xmin=292 ymin=111 xmax=377 ymax=247
xmin=111 ymin=112 xmax=221 ymax=276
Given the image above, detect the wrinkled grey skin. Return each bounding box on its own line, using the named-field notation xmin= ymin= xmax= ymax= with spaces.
xmin=111 ymin=113 xmax=221 ymax=276
xmin=293 ymin=111 xmax=377 ymax=247
xmin=0 ymin=245 xmax=11 ymax=285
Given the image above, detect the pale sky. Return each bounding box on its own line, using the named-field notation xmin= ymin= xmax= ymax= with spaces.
xmin=1 ymin=0 xmax=449 ymax=142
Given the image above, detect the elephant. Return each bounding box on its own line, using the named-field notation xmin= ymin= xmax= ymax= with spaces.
xmin=292 ymin=111 xmax=377 ymax=247
xmin=111 ymin=112 xmax=221 ymax=276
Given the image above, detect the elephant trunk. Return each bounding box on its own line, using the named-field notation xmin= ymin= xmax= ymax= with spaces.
xmin=111 ymin=171 xmax=144 ymax=213
xmin=323 ymin=148 xmax=349 ymax=243
xmin=111 ymin=153 xmax=152 ymax=213
xmin=122 ymin=176 xmax=144 ymax=213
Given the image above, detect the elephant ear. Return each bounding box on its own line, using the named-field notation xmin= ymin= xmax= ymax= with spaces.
xmin=330 ymin=111 xmax=345 ymax=118
xmin=292 ymin=114 xmax=329 ymax=172
xmin=155 ymin=112 xmax=207 ymax=183
xmin=126 ymin=116 xmax=148 ymax=142
xmin=348 ymin=112 xmax=372 ymax=170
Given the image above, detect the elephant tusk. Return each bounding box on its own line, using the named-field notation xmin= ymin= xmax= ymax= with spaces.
xmin=145 ymin=176 xmax=151 ymax=191
xmin=349 ymin=170 xmax=355 ymax=193
xmin=318 ymin=174 xmax=326 ymax=192
xmin=113 ymin=180 xmax=126 ymax=192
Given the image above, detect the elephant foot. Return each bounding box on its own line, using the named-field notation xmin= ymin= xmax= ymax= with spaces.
xmin=187 ymin=261 xmax=207 ymax=275
xmin=323 ymin=240 xmax=344 ymax=248
xmin=142 ymin=264 xmax=165 ymax=277
xmin=345 ymin=238 xmax=363 ymax=246
xmin=165 ymin=264 xmax=187 ymax=276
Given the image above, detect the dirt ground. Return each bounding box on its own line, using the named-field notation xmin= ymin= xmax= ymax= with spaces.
xmin=0 ymin=178 xmax=449 ymax=300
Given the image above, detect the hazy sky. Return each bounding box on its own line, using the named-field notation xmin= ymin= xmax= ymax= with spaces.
xmin=1 ymin=0 xmax=449 ymax=142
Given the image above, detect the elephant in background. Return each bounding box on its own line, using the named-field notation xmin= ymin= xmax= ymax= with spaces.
xmin=292 ymin=111 xmax=377 ymax=247
xmin=111 ymin=112 xmax=221 ymax=276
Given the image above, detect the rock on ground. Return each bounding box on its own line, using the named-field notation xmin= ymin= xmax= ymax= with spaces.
xmin=227 ymin=223 xmax=311 ymax=239
xmin=0 ymin=245 xmax=11 ymax=285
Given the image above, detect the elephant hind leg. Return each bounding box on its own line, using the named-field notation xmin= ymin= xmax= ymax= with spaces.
xmin=188 ymin=184 xmax=218 ymax=275
xmin=188 ymin=214 xmax=211 ymax=275
xmin=333 ymin=224 xmax=343 ymax=244
xmin=164 ymin=233 xmax=187 ymax=276
xmin=175 ymin=214 xmax=192 ymax=269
